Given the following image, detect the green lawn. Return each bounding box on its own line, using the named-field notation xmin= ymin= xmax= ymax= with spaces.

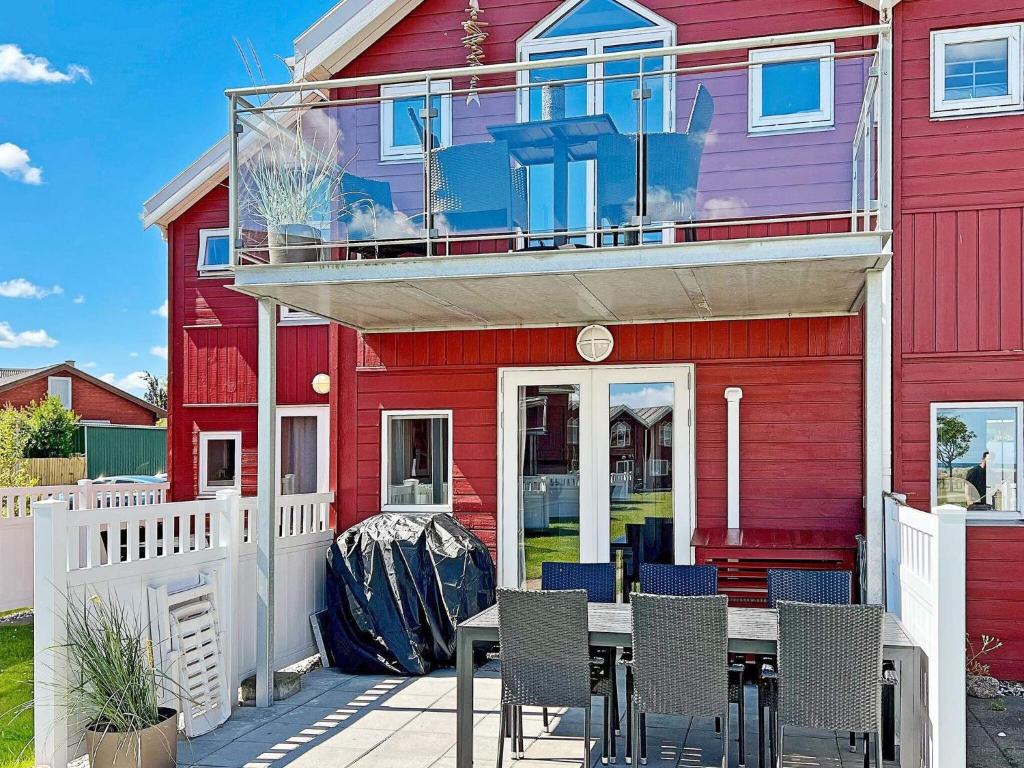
xmin=0 ymin=624 xmax=33 ymax=768
xmin=522 ymin=491 xmax=673 ymax=582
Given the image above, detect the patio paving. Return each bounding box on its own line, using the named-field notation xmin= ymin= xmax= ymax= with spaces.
xmin=177 ymin=664 xmax=897 ymax=768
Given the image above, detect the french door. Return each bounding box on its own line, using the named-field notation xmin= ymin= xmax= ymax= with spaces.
xmin=498 ymin=364 xmax=694 ymax=589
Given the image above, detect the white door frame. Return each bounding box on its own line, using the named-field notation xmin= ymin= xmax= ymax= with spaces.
xmin=497 ymin=363 xmax=695 ymax=587
xmin=275 ymin=405 xmax=330 ymax=494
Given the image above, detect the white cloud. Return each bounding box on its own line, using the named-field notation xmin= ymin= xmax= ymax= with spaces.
xmin=153 ymin=299 xmax=168 ymax=318
xmin=0 ymin=142 xmax=43 ymax=185
xmin=612 ymin=384 xmax=674 ymax=411
xmin=99 ymin=371 xmax=148 ymax=394
xmin=0 ymin=321 xmax=57 ymax=349
xmin=0 ymin=278 xmax=62 ymax=299
xmin=73 ymin=295 xmax=85 ymax=304
xmin=81 ymin=361 xmax=96 ymax=369
xmin=0 ymin=44 xmax=91 ymax=84
xmin=129 ymin=351 xmax=139 ymax=358
xmin=150 ymin=345 xmax=168 ymax=360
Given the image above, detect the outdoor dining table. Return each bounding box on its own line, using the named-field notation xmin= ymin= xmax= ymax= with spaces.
xmin=455 ymin=602 xmax=923 ymax=768
xmin=487 ymin=113 xmax=619 ymax=246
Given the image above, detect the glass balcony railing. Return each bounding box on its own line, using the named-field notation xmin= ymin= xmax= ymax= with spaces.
xmin=228 ymin=26 xmax=887 ymax=266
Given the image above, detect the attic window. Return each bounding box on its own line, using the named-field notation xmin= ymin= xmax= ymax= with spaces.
xmin=198 ymin=228 xmax=231 ymax=273
xmin=47 ymin=376 xmax=72 ymax=408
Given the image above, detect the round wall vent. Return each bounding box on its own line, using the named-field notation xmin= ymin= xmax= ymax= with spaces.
xmin=576 ymin=325 xmax=614 ymax=362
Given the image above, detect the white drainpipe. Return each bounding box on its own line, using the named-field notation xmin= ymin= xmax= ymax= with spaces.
xmin=724 ymin=387 xmax=743 ymax=529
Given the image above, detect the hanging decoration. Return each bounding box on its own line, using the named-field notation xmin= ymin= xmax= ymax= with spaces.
xmin=461 ymin=0 xmax=489 ymax=105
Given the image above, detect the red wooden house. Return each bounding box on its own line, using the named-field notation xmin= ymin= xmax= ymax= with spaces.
xmin=145 ymin=0 xmax=1024 ymax=677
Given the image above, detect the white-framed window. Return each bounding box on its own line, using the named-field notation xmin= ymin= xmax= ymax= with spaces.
xmin=381 ymin=410 xmax=453 ymax=511
xmin=659 ymin=421 xmax=672 ymax=446
xmin=649 ymin=458 xmax=670 ymax=476
xmin=615 ymin=458 xmax=634 ymax=474
xmin=279 ymin=306 xmax=328 ymax=325
xmin=380 ymin=80 xmax=453 ymax=162
xmin=930 ymin=402 xmax=1023 ymax=514
xmin=567 ymin=416 xmax=579 ymax=445
xmin=610 ymin=421 xmax=631 ymax=447
xmin=931 ymin=24 xmax=1023 ymax=118
xmin=197 ymin=228 xmax=231 ymax=274
xmin=47 ymin=376 xmax=72 ymax=408
xmin=277 ymin=405 xmax=329 ymax=495
xmin=199 ymin=431 xmax=241 ymax=496
xmin=748 ymin=42 xmax=835 ymax=134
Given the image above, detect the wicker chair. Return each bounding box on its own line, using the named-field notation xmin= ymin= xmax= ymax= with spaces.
xmin=627 ymin=594 xmax=732 ymax=768
xmin=540 ymin=562 xmax=619 ymax=763
xmin=496 ymin=588 xmax=593 ymax=767
xmin=774 ymin=602 xmax=887 ymax=768
xmin=627 ymin=565 xmax=743 ymax=766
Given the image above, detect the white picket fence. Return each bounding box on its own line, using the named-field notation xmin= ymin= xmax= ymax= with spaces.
xmin=0 ymin=481 xmax=170 ymax=612
xmin=884 ymin=494 xmax=967 ymax=768
xmin=32 ymin=490 xmax=334 ymax=768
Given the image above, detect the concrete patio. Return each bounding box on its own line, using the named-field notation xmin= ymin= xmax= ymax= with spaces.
xmin=176 ymin=664 xmax=895 ymax=768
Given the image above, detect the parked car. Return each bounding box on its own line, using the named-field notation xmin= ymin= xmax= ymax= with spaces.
xmin=91 ymin=475 xmax=165 ymax=485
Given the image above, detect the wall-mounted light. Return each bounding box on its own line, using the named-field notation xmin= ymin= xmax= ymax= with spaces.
xmin=311 ymin=373 xmax=331 ymax=395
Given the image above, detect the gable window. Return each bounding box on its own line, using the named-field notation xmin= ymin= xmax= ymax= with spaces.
xmin=611 ymin=421 xmax=631 ymax=448
xmin=380 ymin=80 xmax=452 ymax=162
xmin=931 ymin=24 xmax=1023 ymax=118
xmin=748 ymin=43 xmax=835 ymax=134
xmin=567 ymin=416 xmax=579 ymax=445
xmin=381 ymin=410 xmax=452 ymax=511
xmin=198 ymin=228 xmax=231 ymax=273
xmin=199 ymin=431 xmax=241 ymax=496
xmin=659 ymin=421 xmax=672 ymax=447
xmin=47 ymin=376 xmax=72 ymax=408
xmin=931 ymin=402 xmax=1023 ymax=514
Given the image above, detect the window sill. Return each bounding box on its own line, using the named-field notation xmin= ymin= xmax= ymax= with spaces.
xmin=930 ymin=107 xmax=1024 ymax=121
xmin=966 ymin=510 xmax=1024 ymax=525
xmin=747 ymin=122 xmax=835 ymax=137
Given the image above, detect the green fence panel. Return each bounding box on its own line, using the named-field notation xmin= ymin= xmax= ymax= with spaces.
xmin=79 ymin=425 xmax=167 ymax=478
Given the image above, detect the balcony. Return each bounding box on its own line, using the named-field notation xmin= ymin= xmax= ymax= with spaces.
xmin=227 ymin=24 xmax=891 ymax=332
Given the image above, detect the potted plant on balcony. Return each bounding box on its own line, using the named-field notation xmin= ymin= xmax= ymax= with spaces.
xmin=68 ymin=595 xmax=180 ymax=768
xmin=245 ymin=123 xmax=340 ymax=264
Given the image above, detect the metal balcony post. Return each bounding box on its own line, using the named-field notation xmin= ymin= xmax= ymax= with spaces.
xmin=255 ymin=297 xmax=278 ymax=707
xmin=422 ymin=75 xmax=438 ymax=256
xmin=228 ymin=94 xmax=239 ymax=264
xmin=632 ymin=55 xmax=651 ymax=242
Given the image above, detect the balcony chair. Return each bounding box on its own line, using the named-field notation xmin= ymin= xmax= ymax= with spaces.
xmin=540 ymin=561 xmax=619 ymax=764
xmin=773 ymin=602 xmax=891 ymax=768
xmin=626 ymin=594 xmax=732 ymax=768
xmin=596 ymin=84 xmax=715 ymax=245
xmin=338 ymin=174 xmax=425 ymax=259
xmin=495 ymin=588 xmax=594 ymax=768
xmin=622 ymin=518 xmax=674 ymax=597
xmin=626 ymin=564 xmax=745 ymax=766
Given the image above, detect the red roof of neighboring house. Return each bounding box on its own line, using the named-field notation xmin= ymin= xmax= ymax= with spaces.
xmin=0 ymin=362 xmax=166 ymax=419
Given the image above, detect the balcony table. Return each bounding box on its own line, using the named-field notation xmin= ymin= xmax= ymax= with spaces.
xmin=487 ymin=114 xmax=619 ymax=246
xmin=455 ymin=602 xmax=922 ymax=768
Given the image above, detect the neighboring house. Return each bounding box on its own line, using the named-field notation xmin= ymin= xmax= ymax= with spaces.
xmin=0 ymin=361 xmax=165 ymax=426
xmin=145 ymin=0 xmax=1024 ymax=676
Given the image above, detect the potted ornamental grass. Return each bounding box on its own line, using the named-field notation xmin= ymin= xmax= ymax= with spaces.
xmin=66 ymin=595 xmax=180 ymax=768
xmin=244 ymin=122 xmax=342 ymax=265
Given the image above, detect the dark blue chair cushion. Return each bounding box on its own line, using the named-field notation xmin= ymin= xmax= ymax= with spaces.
xmin=639 ymin=563 xmax=718 ymax=597
xmin=766 ymin=568 xmax=852 ymax=608
xmin=541 ymin=562 xmax=616 ymax=604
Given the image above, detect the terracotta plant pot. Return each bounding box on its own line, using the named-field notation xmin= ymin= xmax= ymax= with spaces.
xmin=268 ymin=224 xmax=324 ymax=264
xmin=85 ymin=707 xmax=178 ymax=768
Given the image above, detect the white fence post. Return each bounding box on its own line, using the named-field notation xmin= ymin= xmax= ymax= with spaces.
xmin=33 ymin=499 xmax=69 ymax=768
xmin=76 ymin=478 xmax=95 ymax=511
xmin=216 ymin=488 xmax=242 ymax=703
xmin=932 ymin=504 xmax=967 ymax=768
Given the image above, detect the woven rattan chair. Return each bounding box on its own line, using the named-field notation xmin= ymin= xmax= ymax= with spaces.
xmin=758 ymin=569 xmax=854 ymax=767
xmin=496 ymin=588 xmax=593 ymax=767
xmin=627 ymin=566 xmax=743 ymax=766
xmin=540 ymin=562 xmax=619 ymax=763
xmin=627 ymin=593 xmax=731 ymax=768
xmin=774 ymin=602 xmax=886 ymax=768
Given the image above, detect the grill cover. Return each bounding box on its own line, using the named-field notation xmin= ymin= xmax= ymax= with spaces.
xmin=320 ymin=512 xmax=495 ymax=674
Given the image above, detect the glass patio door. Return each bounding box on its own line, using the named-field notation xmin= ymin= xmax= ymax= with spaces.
xmin=499 ymin=365 xmax=693 ymax=589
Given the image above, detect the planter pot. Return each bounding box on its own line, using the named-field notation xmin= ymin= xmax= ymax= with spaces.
xmin=268 ymin=224 xmax=324 ymax=264
xmin=85 ymin=708 xmax=178 ymax=768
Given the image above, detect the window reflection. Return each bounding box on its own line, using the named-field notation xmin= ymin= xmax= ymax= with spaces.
xmin=934 ymin=405 xmax=1020 ymax=512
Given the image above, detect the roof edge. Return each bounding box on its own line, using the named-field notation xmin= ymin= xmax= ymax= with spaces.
xmin=0 ymin=363 xmax=167 ymax=419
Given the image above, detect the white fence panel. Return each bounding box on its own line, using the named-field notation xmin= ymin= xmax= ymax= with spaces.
xmin=0 ymin=515 xmax=33 ymax=611
xmin=884 ymin=496 xmax=966 ymax=768
xmin=32 ymin=490 xmax=333 ymax=768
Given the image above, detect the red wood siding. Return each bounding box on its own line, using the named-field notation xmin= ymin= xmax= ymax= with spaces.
xmin=1 ymin=372 xmax=157 ymax=425
xmin=348 ymin=318 xmax=864 ymax=553
xmin=967 ymin=525 xmax=1024 ymax=680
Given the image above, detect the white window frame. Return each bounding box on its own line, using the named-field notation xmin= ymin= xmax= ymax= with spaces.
xmin=380 ymin=80 xmax=453 ymax=163
xmin=279 ymin=305 xmax=329 ymax=326
xmin=47 ymin=376 xmax=72 ymax=408
xmin=659 ymin=421 xmax=672 ymax=446
xmin=567 ymin=416 xmax=579 ymax=445
xmin=748 ymin=42 xmax=835 ymax=134
xmin=198 ymin=431 xmax=242 ymax=496
xmin=615 ymin=458 xmax=634 ymax=474
xmin=197 ymin=227 xmax=232 ymax=274
xmin=611 ymin=421 xmax=631 ymax=447
xmin=276 ymin=405 xmax=330 ymax=495
xmin=649 ymin=458 xmax=670 ymax=476
xmin=380 ymin=409 xmax=454 ymax=512
xmin=931 ymin=23 xmax=1023 ymax=119
xmin=929 ymin=401 xmax=1024 ymax=515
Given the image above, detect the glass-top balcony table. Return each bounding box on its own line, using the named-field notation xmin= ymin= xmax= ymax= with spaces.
xmin=487 ymin=113 xmax=620 ymax=247
xmin=454 ymin=602 xmax=922 ymax=768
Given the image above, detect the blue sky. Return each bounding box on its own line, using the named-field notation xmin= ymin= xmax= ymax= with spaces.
xmin=1 ymin=1 xmax=322 ymax=393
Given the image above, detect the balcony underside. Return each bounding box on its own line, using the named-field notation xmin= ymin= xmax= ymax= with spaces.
xmin=231 ymin=231 xmax=890 ymax=333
